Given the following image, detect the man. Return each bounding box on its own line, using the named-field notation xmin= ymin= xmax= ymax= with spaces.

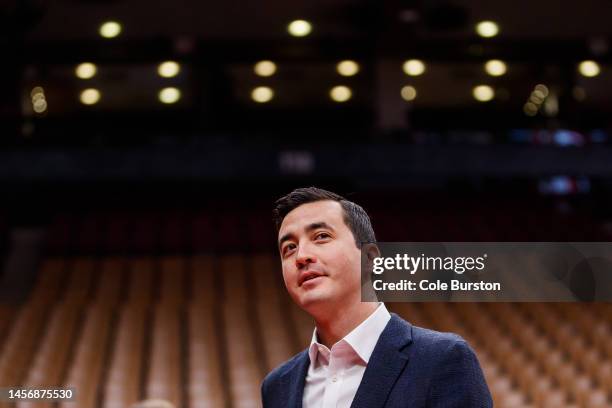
xmin=261 ymin=187 xmax=492 ymax=408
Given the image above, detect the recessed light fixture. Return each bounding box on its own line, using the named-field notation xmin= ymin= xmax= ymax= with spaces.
xmin=472 ymin=85 xmax=494 ymax=102
xmin=336 ymin=60 xmax=360 ymax=77
xmin=484 ymin=60 xmax=507 ymax=76
xmin=254 ymin=61 xmax=277 ymax=77
xmin=330 ymin=86 xmax=352 ymax=102
xmin=402 ymin=59 xmax=426 ymax=76
xmin=288 ymin=20 xmax=312 ymax=37
xmin=99 ymin=21 xmax=122 ymax=38
xmin=80 ymin=88 xmax=101 ymax=105
xmin=158 ymin=87 xmax=181 ymax=104
xmin=251 ymin=86 xmax=274 ymax=103
xmin=476 ymin=21 xmax=499 ymax=38
xmin=76 ymin=63 xmax=97 ymax=79
xmin=158 ymin=61 xmax=180 ymax=78
xmin=578 ymin=60 xmax=600 ymax=77
xmin=400 ymin=85 xmax=417 ymax=101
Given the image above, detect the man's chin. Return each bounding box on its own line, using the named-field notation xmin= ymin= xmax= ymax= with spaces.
xmin=297 ymin=290 xmax=333 ymax=312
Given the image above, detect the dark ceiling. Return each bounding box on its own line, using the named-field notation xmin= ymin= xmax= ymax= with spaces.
xmin=2 ymin=0 xmax=611 ymax=141
xmin=17 ymin=0 xmax=612 ymax=41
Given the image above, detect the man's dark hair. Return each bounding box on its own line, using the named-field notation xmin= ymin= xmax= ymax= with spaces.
xmin=273 ymin=187 xmax=376 ymax=248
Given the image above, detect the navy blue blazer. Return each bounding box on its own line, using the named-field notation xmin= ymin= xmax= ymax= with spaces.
xmin=261 ymin=313 xmax=493 ymax=408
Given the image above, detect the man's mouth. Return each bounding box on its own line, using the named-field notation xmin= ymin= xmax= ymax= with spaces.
xmin=299 ymin=271 xmax=325 ymax=286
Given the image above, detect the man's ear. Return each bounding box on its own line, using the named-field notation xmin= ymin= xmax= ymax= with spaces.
xmin=361 ymin=242 xmax=380 ymax=302
xmin=360 ymin=242 xmax=381 ymax=277
xmin=364 ymin=243 xmax=381 ymax=263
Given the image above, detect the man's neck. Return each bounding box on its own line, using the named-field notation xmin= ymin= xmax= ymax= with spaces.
xmin=312 ymin=301 xmax=379 ymax=348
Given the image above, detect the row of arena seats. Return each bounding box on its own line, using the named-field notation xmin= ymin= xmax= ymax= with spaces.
xmin=0 ymin=255 xmax=302 ymax=408
xmin=0 ymin=255 xmax=610 ymax=408
xmin=43 ymin=201 xmax=608 ymax=255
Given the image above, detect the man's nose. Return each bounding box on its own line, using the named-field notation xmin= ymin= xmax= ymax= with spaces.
xmin=295 ymin=243 xmax=317 ymax=268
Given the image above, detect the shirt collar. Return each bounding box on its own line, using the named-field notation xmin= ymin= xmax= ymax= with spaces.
xmin=308 ymin=303 xmax=391 ymax=366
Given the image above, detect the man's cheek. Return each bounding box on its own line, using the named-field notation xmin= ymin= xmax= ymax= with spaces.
xmin=281 ymin=273 xmax=293 ymax=290
xmin=339 ymin=250 xmax=359 ymax=272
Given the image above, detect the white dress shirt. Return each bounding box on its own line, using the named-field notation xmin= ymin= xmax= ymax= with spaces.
xmin=303 ymin=303 xmax=392 ymax=408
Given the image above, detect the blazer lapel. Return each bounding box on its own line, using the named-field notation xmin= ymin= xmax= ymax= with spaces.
xmin=280 ymin=350 xmax=311 ymax=408
xmin=350 ymin=314 xmax=413 ymax=408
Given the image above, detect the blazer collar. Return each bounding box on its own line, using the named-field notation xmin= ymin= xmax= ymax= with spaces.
xmin=350 ymin=313 xmax=413 ymax=408
xmin=280 ymin=313 xmax=413 ymax=408
xmin=280 ymin=349 xmax=310 ymax=408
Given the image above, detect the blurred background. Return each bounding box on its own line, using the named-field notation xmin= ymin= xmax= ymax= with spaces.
xmin=0 ymin=0 xmax=611 ymax=407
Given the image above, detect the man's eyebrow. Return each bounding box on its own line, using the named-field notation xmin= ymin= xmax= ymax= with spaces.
xmin=278 ymin=232 xmax=294 ymax=249
xmin=278 ymin=221 xmax=335 ymax=248
xmin=305 ymin=222 xmax=334 ymax=233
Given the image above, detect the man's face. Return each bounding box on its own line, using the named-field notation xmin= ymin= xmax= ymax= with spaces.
xmin=278 ymin=200 xmax=362 ymax=313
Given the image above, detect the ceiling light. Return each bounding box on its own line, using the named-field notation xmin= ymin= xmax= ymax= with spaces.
xmin=30 ymin=86 xmax=44 ymax=98
xmin=330 ymin=86 xmax=352 ymax=102
xmin=80 ymin=88 xmax=101 ymax=105
xmin=484 ymin=60 xmax=507 ymax=76
xmin=76 ymin=63 xmax=97 ymax=79
xmin=472 ymin=85 xmax=494 ymax=102
xmin=400 ymin=85 xmax=417 ymax=101
xmin=288 ymin=20 xmax=312 ymax=37
xmin=543 ymin=93 xmax=558 ymax=117
xmin=31 ymin=92 xmax=45 ymax=103
xmin=158 ymin=61 xmax=180 ymax=78
xmin=158 ymin=87 xmax=181 ymax=104
xmin=578 ymin=60 xmax=600 ymax=77
xmin=336 ymin=60 xmax=360 ymax=76
xmin=529 ymin=93 xmax=544 ymax=104
xmin=254 ymin=61 xmax=277 ymax=77
xmin=33 ymin=99 xmax=47 ymax=113
xmin=524 ymin=102 xmax=538 ymax=116
xmin=402 ymin=59 xmax=426 ymax=76
xmin=251 ymin=86 xmax=274 ymax=103
xmin=476 ymin=21 xmax=499 ymax=38
xmin=534 ymin=84 xmax=549 ymax=97
xmin=99 ymin=21 xmax=122 ymax=38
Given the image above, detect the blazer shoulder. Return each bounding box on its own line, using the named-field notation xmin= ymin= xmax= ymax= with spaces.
xmin=262 ymin=348 xmax=309 ymax=386
xmin=410 ymin=323 xmax=469 ymax=353
xmin=407 ymin=325 xmax=493 ymax=406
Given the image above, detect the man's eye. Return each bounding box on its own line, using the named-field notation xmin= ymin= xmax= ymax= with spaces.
xmin=315 ymin=232 xmax=330 ymax=240
xmin=283 ymin=244 xmax=296 ymax=255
